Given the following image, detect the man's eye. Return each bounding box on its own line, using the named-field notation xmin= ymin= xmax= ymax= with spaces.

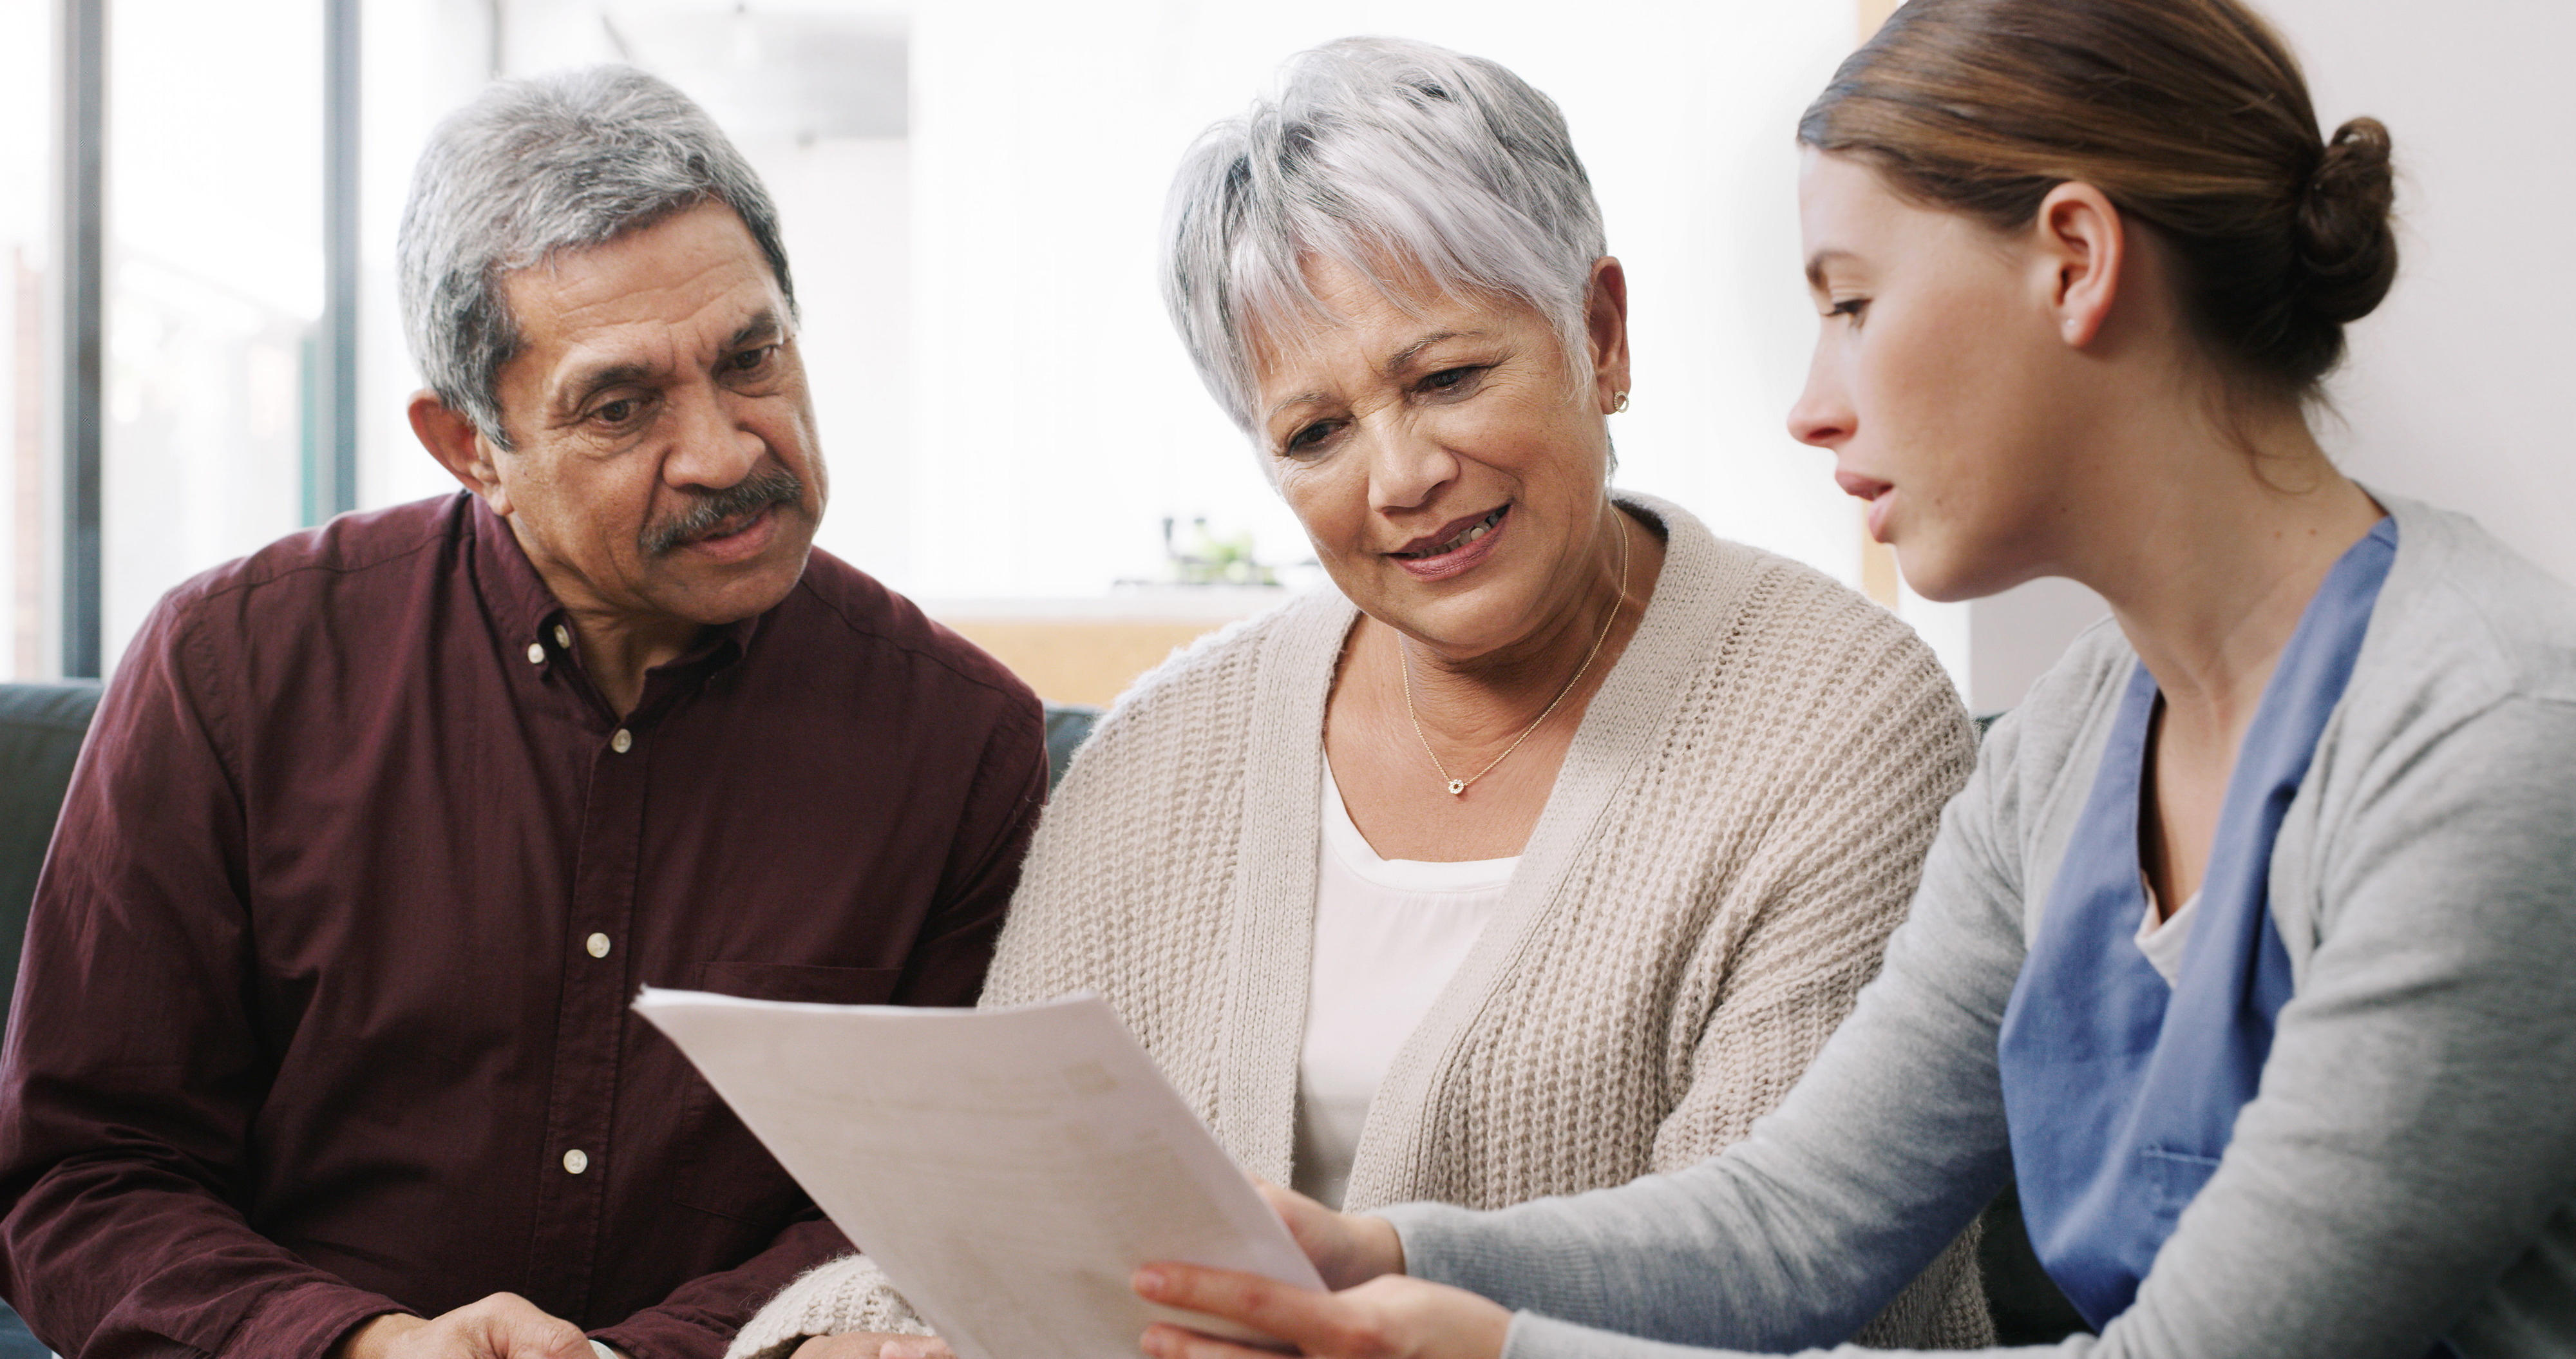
xmin=594 ymin=399 xmax=637 ymax=424
xmin=730 ymin=346 xmax=777 ymax=373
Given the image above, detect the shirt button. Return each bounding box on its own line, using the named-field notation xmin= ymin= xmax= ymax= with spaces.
xmin=553 ymin=623 xmax=572 ymax=650
xmin=562 ymin=1148 xmax=589 ymax=1175
xmin=585 ymin=932 xmax=612 ymax=958
xmin=611 ymin=728 xmax=633 ymax=754
xmin=526 ymin=641 xmax=546 ymax=665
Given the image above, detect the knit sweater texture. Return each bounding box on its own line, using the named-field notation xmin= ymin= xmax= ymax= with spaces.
xmin=726 ymin=495 xmax=1991 ymax=1359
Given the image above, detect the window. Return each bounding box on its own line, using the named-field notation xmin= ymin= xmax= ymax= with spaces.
xmin=5 ymin=1 xmax=63 ymax=677
xmin=104 ymin=0 xmax=327 ymax=660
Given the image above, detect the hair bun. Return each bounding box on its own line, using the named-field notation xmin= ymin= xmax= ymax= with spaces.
xmin=2292 ymin=116 xmax=2398 ymax=326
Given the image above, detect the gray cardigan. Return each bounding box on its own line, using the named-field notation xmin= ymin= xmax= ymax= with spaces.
xmin=1381 ymin=493 xmax=2576 ymax=1358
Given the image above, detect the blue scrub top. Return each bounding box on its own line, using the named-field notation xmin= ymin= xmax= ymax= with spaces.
xmin=1995 ymin=518 xmax=2408 ymax=1335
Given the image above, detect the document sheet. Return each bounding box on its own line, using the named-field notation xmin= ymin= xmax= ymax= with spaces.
xmin=633 ymin=988 xmax=1323 ymax=1359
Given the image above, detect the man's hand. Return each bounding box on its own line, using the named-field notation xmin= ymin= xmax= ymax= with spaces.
xmin=1133 ymin=1265 xmax=1510 ymax=1359
xmin=1254 ymin=1181 xmax=1406 ymax=1291
xmin=336 ymin=1294 xmax=595 ymax=1359
xmin=790 ymin=1335 xmax=956 ymax=1359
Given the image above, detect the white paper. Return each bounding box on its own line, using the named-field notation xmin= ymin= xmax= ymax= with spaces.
xmin=633 ymin=987 xmax=1323 ymax=1359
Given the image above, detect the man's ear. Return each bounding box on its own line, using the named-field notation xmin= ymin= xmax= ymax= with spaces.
xmin=2032 ymin=182 xmax=2126 ymax=350
xmin=408 ymin=390 xmax=513 ymax=518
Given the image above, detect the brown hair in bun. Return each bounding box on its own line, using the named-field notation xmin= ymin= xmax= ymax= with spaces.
xmin=1799 ymin=0 xmax=2398 ymax=401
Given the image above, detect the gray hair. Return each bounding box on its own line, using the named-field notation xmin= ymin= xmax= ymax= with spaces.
xmin=397 ymin=65 xmax=795 ymax=448
xmin=1163 ymin=37 xmax=1607 ymax=434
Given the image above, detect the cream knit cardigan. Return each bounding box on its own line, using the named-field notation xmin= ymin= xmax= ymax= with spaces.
xmin=727 ymin=495 xmax=1991 ymax=1359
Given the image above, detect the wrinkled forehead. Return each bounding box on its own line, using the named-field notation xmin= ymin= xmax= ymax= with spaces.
xmin=511 ymin=205 xmax=780 ymax=329
xmin=497 ymin=204 xmax=788 ymax=392
xmin=1238 ymin=245 xmax=1540 ymax=387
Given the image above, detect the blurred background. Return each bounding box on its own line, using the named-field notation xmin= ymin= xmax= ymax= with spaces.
xmin=6 ymin=0 xmax=2570 ymax=711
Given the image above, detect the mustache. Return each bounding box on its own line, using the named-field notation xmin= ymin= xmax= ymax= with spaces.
xmin=639 ymin=467 xmax=806 ymax=557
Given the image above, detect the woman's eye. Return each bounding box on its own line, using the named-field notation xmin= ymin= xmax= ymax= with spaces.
xmin=1828 ymin=298 xmax=1870 ymax=323
xmin=1284 ymin=421 xmax=1339 ymax=456
xmin=1420 ymin=366 xmax=1482 ymax=394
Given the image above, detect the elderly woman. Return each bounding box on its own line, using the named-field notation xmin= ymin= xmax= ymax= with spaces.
xmin=728 ymin=38 xmax=1985 ymax=1359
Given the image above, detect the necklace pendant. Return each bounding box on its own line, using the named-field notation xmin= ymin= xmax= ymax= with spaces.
xmin=1447 ymin=779 xmax=1466 ymax=796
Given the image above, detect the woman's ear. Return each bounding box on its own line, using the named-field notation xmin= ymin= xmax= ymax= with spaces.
xmin=1585 ymin=256 xmax=1632 ymax=411
xmin=2032 ymin=183 xmax=2126 ymax=350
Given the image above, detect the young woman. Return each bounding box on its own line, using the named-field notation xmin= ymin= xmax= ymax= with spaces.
xmin=1126 ymin=1 xmax=2576 ymax=1356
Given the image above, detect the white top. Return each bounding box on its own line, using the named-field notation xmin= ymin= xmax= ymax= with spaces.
xmin=2136 ymin=885 xmax=2202 ymax=987
xmin=1291 ymin=762 xmax=1516 ymax=1208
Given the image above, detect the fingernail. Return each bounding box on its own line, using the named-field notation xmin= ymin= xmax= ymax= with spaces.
xmin=1133 ymin=1267 xmax=1166 ymax=1295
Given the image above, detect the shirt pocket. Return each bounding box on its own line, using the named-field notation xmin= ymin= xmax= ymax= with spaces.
xmin=670 ymin=961 xmax=904 ymax=1222
xmin=2138 ymin=1146 xmax=2224 ymax=1233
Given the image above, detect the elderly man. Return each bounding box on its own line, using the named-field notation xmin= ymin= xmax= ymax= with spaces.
xmin=0 ymin=68 xmax=1045 ymax=1359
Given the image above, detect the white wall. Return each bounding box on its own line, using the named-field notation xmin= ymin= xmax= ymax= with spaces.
xmin=34 ymin=0 xmax=2555 ymax=690
xmin=339 ymin=0 xmax=2573 ymax=713
xmin=899 ymin=0 xmax=1864 ymax=601
xmin=2280 ymin=0 xmax=2576 ymax=585
xmin=348 ymin=0 xmax=1871 ymax=612
xmin=775 ymin=138 xmax=914 ymax=582
xmin=1955 ymin=0 xmax=2576 ymax=714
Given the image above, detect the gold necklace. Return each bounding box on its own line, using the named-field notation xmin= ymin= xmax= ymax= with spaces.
xmin=1399 ymin=516 xmax=1631 ymax=797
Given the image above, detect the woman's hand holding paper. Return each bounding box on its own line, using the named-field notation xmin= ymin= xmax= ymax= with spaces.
xmin=791 ymin=1335 xmax=954 ymax=1359
xmin=1251 ymin=1182 xmax=1405 ymax=1290
xmin=1133 ymin=1188 xmax=1505 ymax=1359
xmin=1131 ymin=1264 xmax=1509 ymax=1359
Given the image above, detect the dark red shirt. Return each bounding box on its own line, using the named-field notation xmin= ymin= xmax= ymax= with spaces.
xmin=0 ymin=493 xmax=1046 ymax=1359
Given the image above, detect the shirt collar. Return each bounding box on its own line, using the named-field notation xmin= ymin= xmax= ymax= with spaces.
xmin=468 ymin=493 xmax=571 ymax=653
xmin=467 ymin=493 xmax=768 ymax=700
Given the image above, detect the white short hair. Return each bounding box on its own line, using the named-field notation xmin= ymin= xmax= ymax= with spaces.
xmin=1162 ymin=37 xmax=1608 ymax=433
